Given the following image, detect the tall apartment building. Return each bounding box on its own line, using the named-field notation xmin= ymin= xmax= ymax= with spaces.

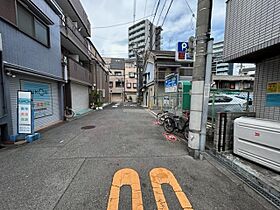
xmin=128 ymin=19 xmax=162 ymax=59
xmin=212 ymin=41 xmax=234 ymax=75
xmin=105 ymin=58 xmax=125 ymax=102
xmin=212 ymin=41 xmax=256 ymax=76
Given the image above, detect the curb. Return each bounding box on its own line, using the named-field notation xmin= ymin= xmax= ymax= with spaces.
xmin=145 ymin=109 xmax=157 ymax=118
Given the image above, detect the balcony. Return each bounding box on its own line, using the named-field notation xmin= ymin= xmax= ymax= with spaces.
xmin=111 ymin=87 xmax=124 ymax=94
xmin=68 ymin=58 xmax=92 ymax=85
xmin=61 ymin=17 xmax=90 ymax=60
xmin=69 ymin=0 xmax=91 ymax=36
xmin=55 ymin=0 xmax=91 ymax=37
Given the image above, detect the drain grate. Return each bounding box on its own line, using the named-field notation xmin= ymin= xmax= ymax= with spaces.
xmin=81 ymin=125 xmax=96 ymax=130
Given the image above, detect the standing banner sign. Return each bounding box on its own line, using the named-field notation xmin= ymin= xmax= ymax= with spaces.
xmin=18 ymin=91 xmax=33 ymax=134
xmin=165 ymin=74 xmax=178 ymax=93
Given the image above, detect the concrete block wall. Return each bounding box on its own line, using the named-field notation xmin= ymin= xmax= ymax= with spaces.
xmin=214 ymin=112 xmax=256 ymax=152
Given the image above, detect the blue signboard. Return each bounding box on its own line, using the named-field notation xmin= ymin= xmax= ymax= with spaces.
xmin=178 ymin=42 xmax=189 ymax=52
xmin=266 ymin=94 xmax=280 ymax=106
xmin=21 ymin=80 xmax=53 ymax=118
xmin=165 ymin=74 xmax=178 ymax=93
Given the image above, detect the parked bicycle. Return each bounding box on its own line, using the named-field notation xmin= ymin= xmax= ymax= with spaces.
xmin=163 ymin=112 xmax=190 ymax=140
xmin=156 ymin=111 xmax=169 ymax=125
xmin=64 ymin=106 xmax=75 ymax=119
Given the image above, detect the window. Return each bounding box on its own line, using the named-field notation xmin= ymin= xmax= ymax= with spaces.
xmin=114 ymin=71 xmax=122 ymax=76
xmin=17 ymin=3 xmax=49 ymax=46
xmin=133 ymin=83 xmax=137 ymax=89
xmin=109 ymin=81 xmax=113 ymax=88
xmin=34 ymin=19 xmax=48 ymax=46
xmin=116 ymin=81 xmax=124 ymax=88
xmin=17 ymin=4 xmax=34 ymax=37
xmin=127 ymin=83 xmax=131 ymax=88
xmin=129 ymin=72 xmax=135 ymax=78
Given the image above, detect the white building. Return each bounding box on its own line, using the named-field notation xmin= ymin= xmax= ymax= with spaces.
xmin=128 ymin=19 xmax=161 ymax=59
xmin=212 ymin=41 xmax=255 ymax=76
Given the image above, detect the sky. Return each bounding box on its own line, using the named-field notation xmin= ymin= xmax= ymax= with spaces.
xmin=80 ymin=0 xmax=226 ymax=58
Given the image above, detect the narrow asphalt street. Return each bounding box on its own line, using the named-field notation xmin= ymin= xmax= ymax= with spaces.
xmin=0 ymin=103 xmax=277 ymax=210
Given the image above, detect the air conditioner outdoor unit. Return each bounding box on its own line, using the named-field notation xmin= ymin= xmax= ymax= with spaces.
xmin=234 ymin=117 xmax=280 ymax=172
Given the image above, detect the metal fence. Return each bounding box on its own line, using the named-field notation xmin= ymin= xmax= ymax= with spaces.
xmin=147 ymin=89 xmax=253 ymax=124
xmin=147 ymin=92 xmax=192 ymax=117
xmin=208 ymin=89 xmax=253 ymax=125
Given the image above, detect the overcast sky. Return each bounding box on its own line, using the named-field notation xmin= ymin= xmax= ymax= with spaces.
xmin=80 ymin=0 xmax=226 ymax=58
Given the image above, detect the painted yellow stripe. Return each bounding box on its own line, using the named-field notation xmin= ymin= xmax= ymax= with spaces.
xmin=107 ymin=168 xmax=143 ymax=210
xmin=150 ymin=168 xmax=193 ymax=210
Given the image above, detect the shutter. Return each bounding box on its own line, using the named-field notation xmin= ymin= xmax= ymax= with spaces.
xmin=9 ymin=74 xmax=61 ymax=135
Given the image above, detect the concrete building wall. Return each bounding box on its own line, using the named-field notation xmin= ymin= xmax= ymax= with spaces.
xmin=224 ymin=0 xmax=280 ymax=61
xmin=125 ymin=60 xmax=137 ymax=102
xmin=0 ymin=1 xmax=62 ymax=79
xmin=254 ymin=55 xmax=280 ymax=121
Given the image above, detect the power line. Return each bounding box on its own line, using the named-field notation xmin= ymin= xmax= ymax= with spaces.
xmin=156 ymin=0 xmax=168 ymax=25
xmin=143 ymin=0 xmax=174 ymax=68
xmin=151 ymin=0 xmax=161 ymax=24
xmin=92 ymin=14 xmax=154 ymax=29
xmin=144 ymin=0 xmax=148 ymax=16
xmin=141 ymin=0 xmax=161 ymax=57
xmin=183 ymin=0 xmax=196 ymax=18
xmin=161 ymin=0 xmax=174 ymax=26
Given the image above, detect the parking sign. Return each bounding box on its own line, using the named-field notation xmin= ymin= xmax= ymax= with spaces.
xmin=176 ymin=42 xmax=193 ymax=61
xmin=178 ymin=42 xmax=189 ymax=52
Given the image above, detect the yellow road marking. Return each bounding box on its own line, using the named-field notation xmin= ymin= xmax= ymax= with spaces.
xmin=150 ymin=168 xmax=193 ymax=210
xmin=107 ymin=168 xmax=143 ymax=210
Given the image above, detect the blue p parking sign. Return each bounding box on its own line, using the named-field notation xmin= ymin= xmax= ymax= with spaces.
xmin=178 ymin=42 xmax=189 ymax=52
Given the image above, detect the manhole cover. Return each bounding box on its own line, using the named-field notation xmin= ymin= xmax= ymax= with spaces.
xmin=81 ymin=125 xmax=96 ymax=130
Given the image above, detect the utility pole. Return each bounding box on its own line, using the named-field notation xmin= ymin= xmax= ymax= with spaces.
xmin=0 ymin=33 xmax=4 ymax=118
xmin=188 ymin=0 xmax=213 ymax=159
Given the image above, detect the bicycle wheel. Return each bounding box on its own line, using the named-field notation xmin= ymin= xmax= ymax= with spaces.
xmin=163 ymin=117 xmax=175 ymax=133
xmin=157 ymin=113 xmax=165 ymax=125
xmin=184 ymin=123 xmax=189 ymax=140
xmin=65 ymin=109 xmax=75 ymax=118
